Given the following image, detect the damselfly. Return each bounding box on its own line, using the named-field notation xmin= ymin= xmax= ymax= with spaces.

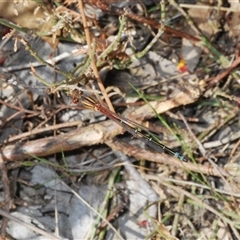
xmin=80 ymin=95 xmax=188 ymax=162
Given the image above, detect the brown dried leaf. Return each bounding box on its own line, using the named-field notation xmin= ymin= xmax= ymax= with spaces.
xmin=182 ymin=4 xmax=221 ymax=72
xmin=187 ymin=4 xmax=220 ymax=38
xmin=131 ymin=85 xmax=201 ymax=120
xmin=228 ymin=2 xmax=240 ymax=38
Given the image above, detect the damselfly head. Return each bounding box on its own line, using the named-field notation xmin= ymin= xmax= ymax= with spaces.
xmin=70 ymin=89 xmax=82 ymax=104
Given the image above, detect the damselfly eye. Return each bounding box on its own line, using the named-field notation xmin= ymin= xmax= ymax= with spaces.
xmin=72 ymin=98 xmax=79 ymax=104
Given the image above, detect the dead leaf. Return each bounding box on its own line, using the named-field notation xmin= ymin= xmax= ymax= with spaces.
xmin=131 ymin=85 xmax=201 ymax=120
xmin=182 ymin=3 xmax=221 ymax=72
xmin=227 ymin=2 xmax=240 ymax=38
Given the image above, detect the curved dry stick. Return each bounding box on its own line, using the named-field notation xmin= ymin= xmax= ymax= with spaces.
xmin=0 ymin=208 xmax=60 ymax=240
xmin=0 ymin=120 xmax=233 ymax=181
xmin=0 ymin=120 xmax=122 ymax=162
xmin=106 ymin=139 xmax=232 ymax=179
xmin=92 ymin=0 xmax=200 ymax=42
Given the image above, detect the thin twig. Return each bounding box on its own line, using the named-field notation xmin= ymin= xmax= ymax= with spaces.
xmin=61 ymin=181 xmax=125 ymax=240
xmin=0 ymin=208 xmax=60 ymax=240
xmin=179 ymin=113 xmax=232 ymax=191
xmin=77 ymin=0 xmax=115 ymax=112
xmin=0 ymin=161 xmax=11 ymax=236
xmin=109 ymin=148 xmax=158 ymax=219
xmin=159 ymin=179 xmax=240 ymax=239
